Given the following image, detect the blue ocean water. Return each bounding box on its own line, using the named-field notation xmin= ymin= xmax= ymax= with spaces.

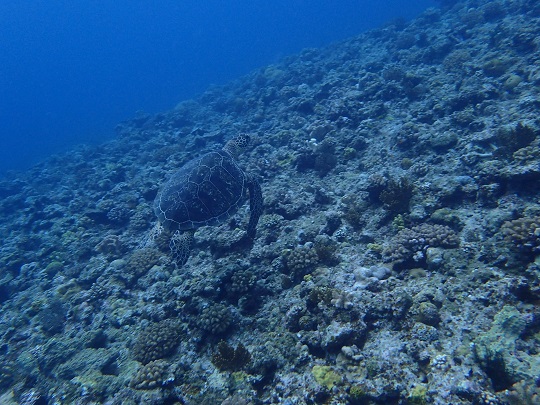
xmin=0 ymin=0 xmax=436 ymax=176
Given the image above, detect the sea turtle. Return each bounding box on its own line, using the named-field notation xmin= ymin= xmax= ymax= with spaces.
xmin=154 ymin=134 xmax=263 ymax=266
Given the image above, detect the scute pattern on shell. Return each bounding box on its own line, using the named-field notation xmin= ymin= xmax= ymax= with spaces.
xmin=154 ymin=150 xmax=248 ymax=232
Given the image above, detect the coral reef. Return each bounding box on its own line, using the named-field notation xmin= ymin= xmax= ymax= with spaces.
xmin=1 ymin=0 xmax=540 ymax=403
xmin=132 ymin=320 xmax=183 ymax=364
xmin=126 ymin=248 xmax=161 ymax=276
xmin=197 ymin=303 xmax=233 ymax=335
xmin=284 ymin=244 xmax=319 ymax=280
xmin=129 ymin=360 xmax=171 ymax=390
xmin=312 ymin=365 xmax=341 ymax=390
xmin=472 ymin=305 xmax=536 ymax=392
xmin=501 ymin=215 xmax=540 ymax=256
xmin=211 ymin=341 xmax=251 ymax=372
xmin=382 ymin=223 xmax=460 ymax=267
xmin=229 ymin=268 xmax=256 ymax=294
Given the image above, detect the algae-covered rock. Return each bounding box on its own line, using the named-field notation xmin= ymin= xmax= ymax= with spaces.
xmin=473 ymin=305 xmax=539 ymax=390
xmin=312 ymin=365 xmax=341 ymax=389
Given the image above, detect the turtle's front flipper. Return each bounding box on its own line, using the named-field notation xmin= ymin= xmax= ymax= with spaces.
xmin=170 ymin=230 xmax=194 ymax=267
xmin=247 ymin=176 xmax=263 ymax=239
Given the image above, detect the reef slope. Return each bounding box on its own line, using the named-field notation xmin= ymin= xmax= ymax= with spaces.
xmin=1 ymin=0 xmax=540 ymax=403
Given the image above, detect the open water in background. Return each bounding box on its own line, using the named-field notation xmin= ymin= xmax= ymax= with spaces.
xmin=0 ymin=0 xmax=436 ymax=176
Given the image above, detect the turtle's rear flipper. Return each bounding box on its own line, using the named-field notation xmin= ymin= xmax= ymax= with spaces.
xmin=247 ymin=176 xmax=263 ymax=239
xmin=170 ymin=230 xmax=194 ymax=267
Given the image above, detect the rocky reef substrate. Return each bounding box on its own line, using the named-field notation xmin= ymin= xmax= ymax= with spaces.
xmin=1 ymin=0 xmax=540 ymax=403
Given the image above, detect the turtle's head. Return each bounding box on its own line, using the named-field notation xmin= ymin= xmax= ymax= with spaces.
xmin=224 ymin=133 xmax=251 ymax=158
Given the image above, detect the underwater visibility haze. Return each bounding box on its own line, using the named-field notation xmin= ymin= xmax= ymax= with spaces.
xmin=0 ymin=0 xmax=435 ymax=175
xmin=1 ymin=0 xmax=540 ymax=404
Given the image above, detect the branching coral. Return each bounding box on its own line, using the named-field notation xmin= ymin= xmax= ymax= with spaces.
xmin=494 ymin=123 xmax=538 ymax=158
xmin=211 ymin=340 xmax=251 ymax=372
xmin=366 ymin=175 xmax=414 ymax=213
